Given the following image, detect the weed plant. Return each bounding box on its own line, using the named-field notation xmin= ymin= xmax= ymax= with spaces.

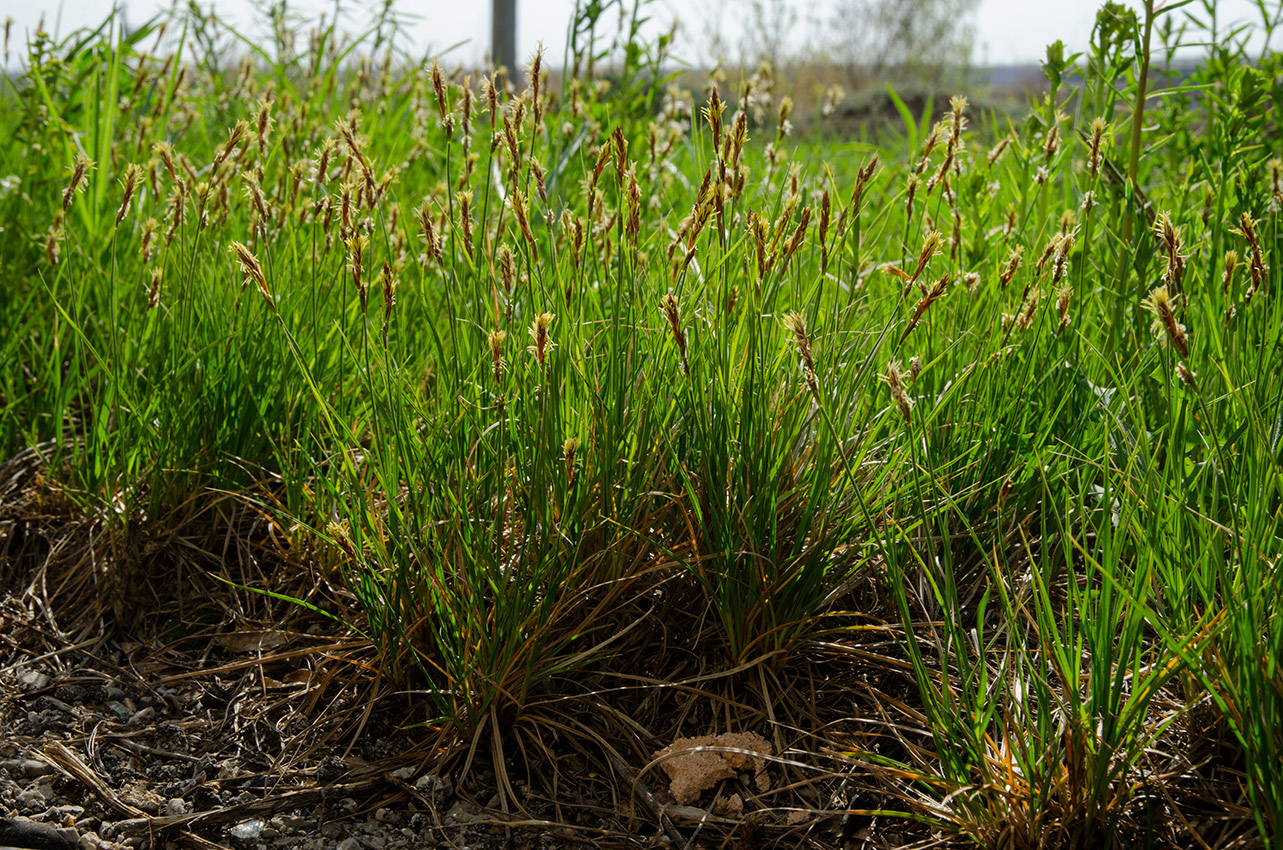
xmin=1 ymin=0 xmax=1281 ymax=844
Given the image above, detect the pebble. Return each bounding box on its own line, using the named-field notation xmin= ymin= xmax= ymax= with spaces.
xmin=335 ymin=837 xmax=362 ymax=850
xmin=413 ymin=773 xmax=452 ymax=798
xmin=0 ymin=758 xmax=55 ymax=778
xmin=18 ymin=668 xmax=52 ymax=689
xmin=165 ymin=798 xmax=188 ymax=817
xmin=277 ymin=815 xmax=312 ymax=832
xmin=227 ymin=818 xmax=265 ymax=840
xmin=19 ymin=785 xmax=50 ymax=811
xmin=444 ymin=800 xmax=488 ymax=825
xmin=106 ymin=702 xmax=132 ymax=722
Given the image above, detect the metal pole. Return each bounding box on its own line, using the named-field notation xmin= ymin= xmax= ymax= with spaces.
xmin=492 ymin=0 xmax=519 ymax=88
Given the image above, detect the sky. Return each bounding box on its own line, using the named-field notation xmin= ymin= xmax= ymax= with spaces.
xmin=3 ymin=0 xmax=1278 ymax=69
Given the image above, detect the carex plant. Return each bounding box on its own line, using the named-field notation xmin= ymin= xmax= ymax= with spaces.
xmin=2 ymin=0 xmax=1282 ymax=844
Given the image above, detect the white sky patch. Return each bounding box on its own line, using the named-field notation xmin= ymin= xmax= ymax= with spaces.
xmin=4 ymin=0 xmax=1279 ymax=69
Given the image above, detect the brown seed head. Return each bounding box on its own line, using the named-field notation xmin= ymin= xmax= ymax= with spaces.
xmin=612 ymin=124 xmax=628 ymax=186
xmin=487 ymin=329 xmax=507 ymax=383
xmin=1052 ymin=228 xmax=1075 ymax=283
xmin=563 ymin=437 xmax=581 ymax=486
xmin=776 ymin=95 xmax=793 ymax=141
xmin=213 ymin=120 xmax=248 ymax=172
xmin=430 ymin=60 xmax=448 ymax=119
xmin=528 ymin=311 xmax=555 ymax=370
xmin=1154 ymin=212 xmax=1185 ymax=291
xmin=485 ymin=73 xmax=499 ymax=127
xmin=782 ymin=311 xmax=817 ymax=394
xmin=153 ymin=141 xmax=177 ymax=183
xmin=883 ymin=361 xmax=913 ymax=422
xmin=380 ymin=261 xmax=396 ymax=316
xmin=705 ymin=86 xmax=725 ymax=153
xmin=1222 ymin=250 xmax=1238 ymax=294
xmin=987 ymin=134 xmax=1013 ymax=168
xmin=1141 ymin=284 xmax=1189 ymax=358
xmin=315 ymin=138 xmax=337 ymax=185
xmin=346 ymin=233 xmax=369 ymax=311
xmin=1055 ymin=283 xmax=1073 ymax=332
xmin=62 ymin=153 xmax=94 ymax=211
xmin=1176 ymin=362 xmax=1198 ymax=392
xmin=850 ymin=154 xmax=878 ymax=215
xmin=528 ymin=46 xmax=544 ymax=122
xmin=115 ymin=163 xmax=142 ymax=227
xmin=229 ymin=240 xmax=274 ymax=309
xmin=337 ymin=112 xmax=367 ymax=168
xmin=626 ymin=167 xmax=641 ymax=242
xmin=901 ymin=273 xmax=950 ymax=343
xmin=1231 ymin=212 xmax=1267 ymax=300
xmin=660 ymin=292 xmax=689 ymax=377
xmin=509 ymin=190 xmax=536 ymax=254
xmin=416 ymin=203 xmax=441 ymax=262
xmin=1087 ymin=117 xmax=1109 ymax=179
xmin=146 ymin=267 xmax=163 ymax=310
xmin=909 ymin=230 xmax=941 ymax=286
xmin=253 ymin=96 xmax=273 ymax=154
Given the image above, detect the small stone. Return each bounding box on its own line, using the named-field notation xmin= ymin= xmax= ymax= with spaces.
xmin=18 ymin=668 xmax=51 ymax=690
xmin=374 ymin=808 xmax=398 ymax=824
xmin=315 ymin=756 xmax=346 ymax=782
xmin=444 ymin=800 xmax=488 ymax=825
xmin=57 ymin=826 xmax=80 ymax=844
xmin=413 ymin=773 xmax=452 ymax=798
xmin=106 ymin=702 xmax=131 ymax=722
xmin=26 ymin=759 xmax=56 ymax=778
xmin=128 ymin=707 xmax=155 ymax=725
xmin=79 ymin=834 xmax=102 ymax=850
xmin=365 ymin=836 xmax=385 ymax=850
xmin=227 ymin=818 xmax=265 ymax=841
xmin=335 ymin=837 xmax=361 ymax=850
xmin=165 ymin=798 xmax=188 ymax=817
xmin=19 ymin=785 xmax=50 ymax=811
xmin=1 ymin=816 xmax=70 ymax=849
xmin=389 ymin=766 xmax=416 ymax=781
xmin=0 ymin=758 xmax=55 ymax=779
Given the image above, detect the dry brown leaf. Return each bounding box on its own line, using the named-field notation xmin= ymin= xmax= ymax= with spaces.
xmin=652 ymin=732 xmax=771 ymax=805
